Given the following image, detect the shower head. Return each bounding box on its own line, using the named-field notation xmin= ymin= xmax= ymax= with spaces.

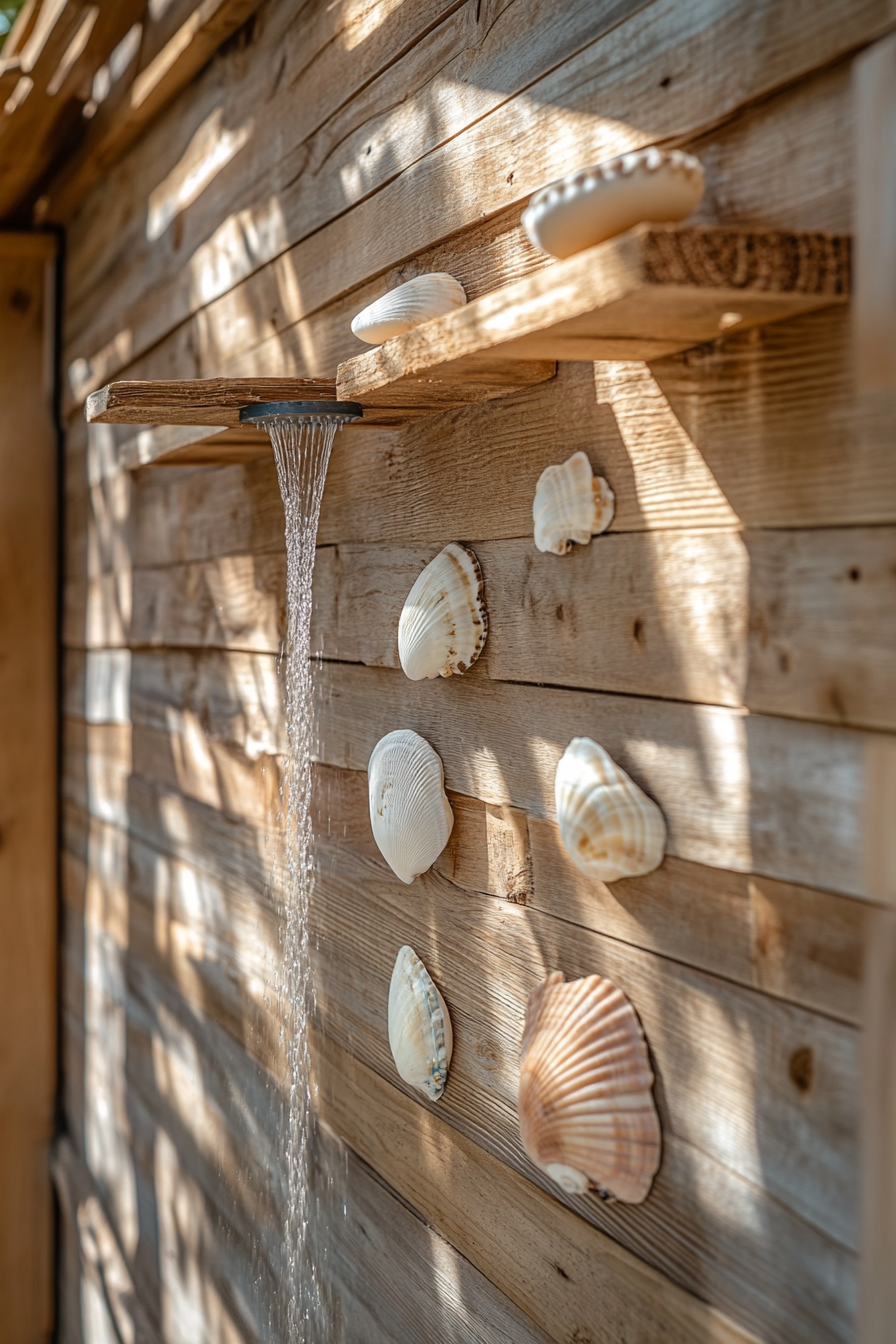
xmin=239 ymin=400 xmax=363 ymax=426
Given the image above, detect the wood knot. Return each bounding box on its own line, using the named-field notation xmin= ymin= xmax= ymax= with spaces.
xmin=789 ymin=1046 xmax=813 ymax=1093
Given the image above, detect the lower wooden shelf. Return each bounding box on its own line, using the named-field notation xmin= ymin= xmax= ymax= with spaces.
xmin=83 ymin=225 xmax=850 ymax=463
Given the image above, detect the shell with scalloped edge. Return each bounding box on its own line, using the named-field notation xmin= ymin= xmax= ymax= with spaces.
xmin=522 ymin=148 xmax=704 ymax=259
xmin=555 ymin=737 xmax=666 ymax=883
xmin=388 ymin=944 xmax=453 ymax=1101
xmin=533 ymin=451 xmax=615 ymax=555
xmin=351 ymin=273 xmax=467 ymax=345
xmin=368 ymin=729 xmax=454 ymax=883
xmin=398 ymin=543 xmax=488 ymax=680
xmin=518 ymin=971 xmax=661 ymax=1202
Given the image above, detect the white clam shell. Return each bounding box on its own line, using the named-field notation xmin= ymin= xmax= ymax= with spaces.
xmin=388 ymin=944 xmax=453 ymax=1101
xmin=351 ymin=273 xmax=467 ymax=344
xmin=368 ymin=729 xmax=454 ymax=883
xmin=522 ymin=148 xmax=705 ymax=259
xmin=533 ymin=451 xmax=615 ymax=555
xmin=398 ymin=543 xmax=488 ymax=680
xmin=555 ymin=737 xmax=666 ymax=883
xmin=518 ymin=971 xmax=661 ymax=1203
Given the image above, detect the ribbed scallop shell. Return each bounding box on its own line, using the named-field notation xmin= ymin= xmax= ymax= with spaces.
xmin=533 ymin=451 xmax=615 ymax=555
xmin=368 ymin=729 xmax=454 ymax=883
xmin=351 ymin=273 xmax=467 ymax=344
xmin=518 ymin=971 xmax=660 ymax=1202
xmin=555 ymin=738 xmax=666 ymax=883
xmin=522 ymin=148 xmax=704 ymax=259
xmin=398 ymin=543 xmax=488 ymax=680
xmin=388 ymin=944 xmax=453 ymax=1101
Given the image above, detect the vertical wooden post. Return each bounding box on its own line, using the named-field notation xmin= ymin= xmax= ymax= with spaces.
xmin=855 ymin=34 xmax=896 ymax=1344
xmin=0 ymin=233 xmax=58 ymax=1343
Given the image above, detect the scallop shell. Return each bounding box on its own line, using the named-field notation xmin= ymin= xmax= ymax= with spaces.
xmin=533 ymin=451 xmax=615 ymax=555
xmin=368 ymin=729 xmax=454 ymax=883
xmin=555 ymin=737 xmax=666 ymax=883
xmin=351 ymin=273 xmax=467 ymax=344
xmin=398 ymin=543 xmax=488 ymax=680
xmin=518 ymin=971 xmax=661 ymax=1202
xmin=388 ymin=944 xmax=453 ymax=1101
xmin=522 ymin=148 xmax=704 ymax=259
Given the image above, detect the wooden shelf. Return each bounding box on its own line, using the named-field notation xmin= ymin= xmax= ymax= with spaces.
xmin=85 ymin=377 xmax=340 ymax=427
xmin=85 ymin=226 xmax=850 ymax=464
xmin=335 ymin=224 xmax=850 ymax=419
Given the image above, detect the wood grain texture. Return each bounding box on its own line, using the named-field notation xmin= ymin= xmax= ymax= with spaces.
xmin=61 ymin=0 xmax=890 ymax=403
xmin=336 ymin=226 xmax=850 ymax=413
xmin=314 ymin=1031 xmax=764 ymax=1344
xmin=85 ymin=376 xmax=338 ymax=426
xmin=308 ymin=837 xmax=857 ymax=1344
xmin=0 ymin=239 xmax=57 ymax=1340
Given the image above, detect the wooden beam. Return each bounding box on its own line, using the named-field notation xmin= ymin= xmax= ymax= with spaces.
xmin=334 ymin=225 xmax=850 ymax=418
xmin=855 ymin=33 xmax=896 ymax=1344
xmin=41 ymin=0 xmax=267 ymax=223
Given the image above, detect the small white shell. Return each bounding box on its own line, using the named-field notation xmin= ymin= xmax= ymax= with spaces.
xmin=398 ymin=543 xmax=488 ymax=680
xmin=351 ymin=273 xmax=467 ymax=344
xmin=368 ymin=729 xmax=454 ymax=883
xmin=518 ymin=971 xmax=661 ymax=1202
xmin=555 ymin=737 xmax=666 ymax=883
xmin=522 ymin=148 xmax=704 ymax=259
xmin=388 ymin=944 xmax=453 ymax=1101
xmin=533 ymin=451 xmax=615 ymax=555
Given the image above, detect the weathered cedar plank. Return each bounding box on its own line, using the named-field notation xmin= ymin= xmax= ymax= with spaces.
xmin=309 ymin=841 xmax=856 ymax=1344
xmin=62 ymin=644 xmax=873 ymax=897
xmin=319 ymin=762 xmax=864 ymax=1025
xmin=85 ymin=376 xmax=338 ymax=426
xmin=59 ymin=778 xmax=856 ymax=1344
xmin=316 ymin=1127 xmax=555 ymax=1344
xmin=309 ymin=659 xmax=871 ymax=897
xmin=62 ymin=0 xmax=892 ymax=403
xmin=315 ymin=1031 xmax=762 ymax=1344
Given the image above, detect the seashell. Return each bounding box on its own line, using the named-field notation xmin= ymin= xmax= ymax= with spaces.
xmin=388 ymin=944 xmax=453 ymax=1101
xmin=518 ymin=970 xmax=661 ymax=1202
xmin=533 ymin=451 xmax=615 ymax=555
xmin=555 ymin=737 xmax=666 ymax=883
xmin=351 ymin=273 xmax=467 ymax=344
xmin=368 ymin=729 xmax=454 ymax=883
xmin=398 ymin=543 xmax=488 ymax=680
xmin=522 ymin=148 xmax=705 ymax=259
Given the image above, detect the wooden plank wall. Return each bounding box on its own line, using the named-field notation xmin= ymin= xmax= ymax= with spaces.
xmin=0 ymin=233 xmax=58 ymax=1344
xmin=56 ymin=1 xmax=896 ymax=1340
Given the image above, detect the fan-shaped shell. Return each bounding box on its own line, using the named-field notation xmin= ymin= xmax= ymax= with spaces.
xmin=522 ymin=148 xmax=704 ymax=259
xmin=368 ymin=730 xmax=454 ymax=883
xmin=533 ymin=451 xmax=615 ymax=555
xmin=351 ymin=273 xmax=467 ymax=344
xmin=555 ymin=737 xmax=666 ymax=883
xmin=518 ymin=971 xmax=661 ymax=1202
xmin=388 ymin=945 xmax=453 ymax=1101
xmin=398 ymin=543 xmax=488 ymax=680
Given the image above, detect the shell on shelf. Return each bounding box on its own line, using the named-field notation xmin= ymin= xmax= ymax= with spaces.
xmin=388 ymin=944 xmax=453 ymax=1101
xmin=351 ymin=273 xmax=467 ymax=344
xmin=522 ymin=148 xmax=705 ymax=260
xmin=368 ymin=729 xmax=454 ymax=884
xmin=398 ymin=542 xmax=488 ymax=680
xmin=555 ymin=737 xmax=666 ymax=883
xmin=518 ymin=970 xmax=661 ymax=1203
xmin=533 ymin=451 xmax=615 ymax=555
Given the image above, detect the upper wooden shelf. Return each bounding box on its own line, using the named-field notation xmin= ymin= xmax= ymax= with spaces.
xmin=84 ymin=225 xmax=850 ymax=464
xmin=335 ymin=224 xmax=850 ymax=419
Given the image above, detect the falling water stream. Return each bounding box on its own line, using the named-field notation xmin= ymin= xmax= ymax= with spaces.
xmin=266 ymin=414 xmax=342 ymax=1342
